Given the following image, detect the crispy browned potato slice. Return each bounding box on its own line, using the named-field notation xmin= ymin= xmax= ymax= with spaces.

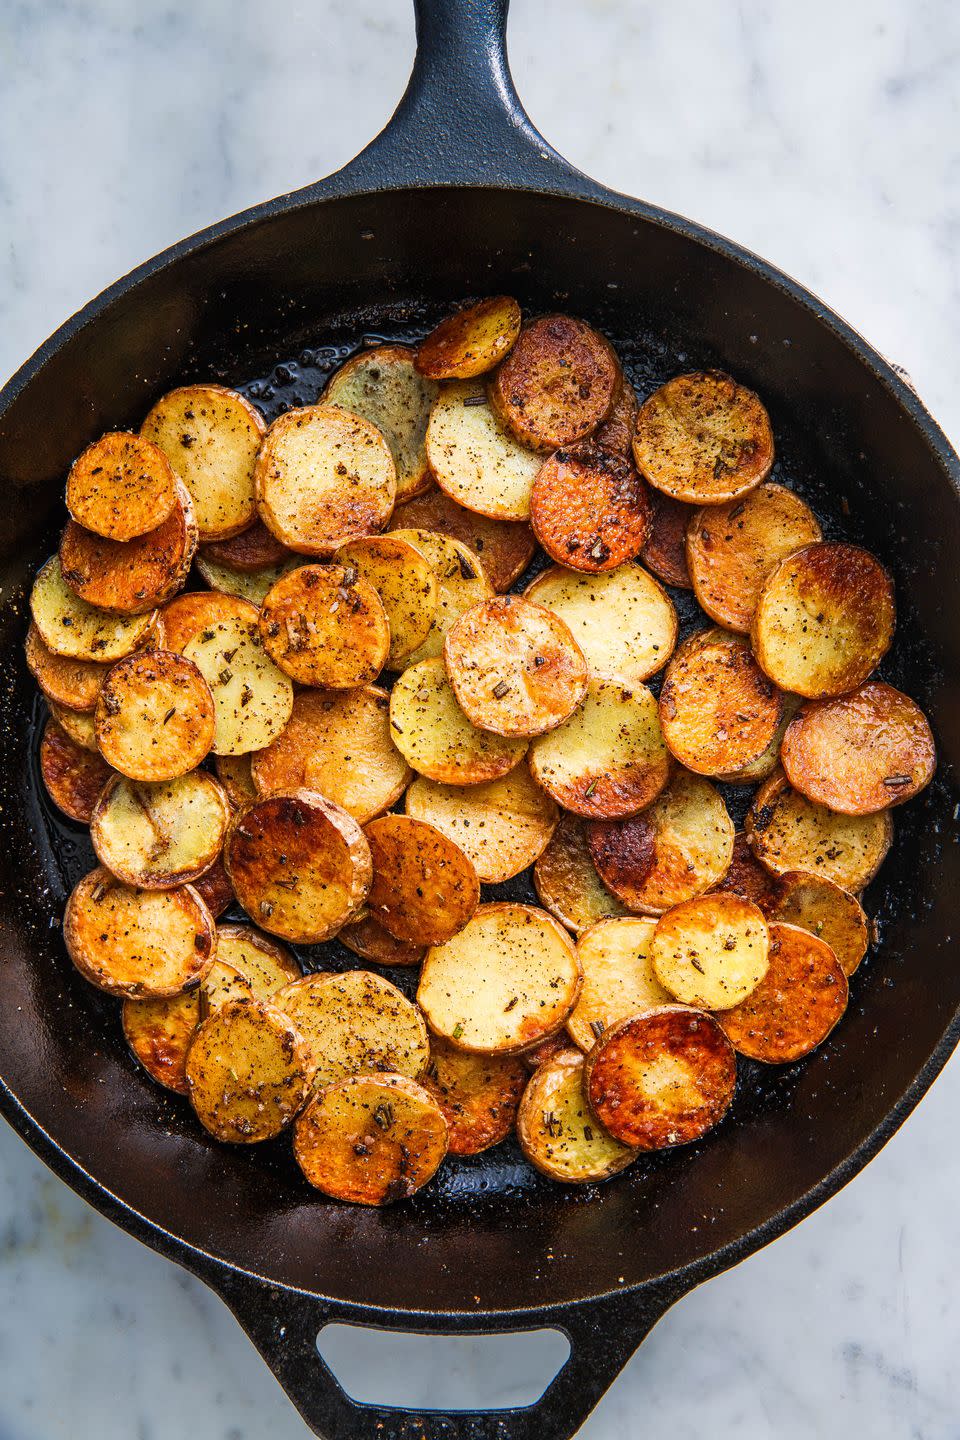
xmin=26 ymin=623 xmax=111 ymax=712
xmin=593 ymin=375 xmax=638 ymax=457
xmin=421 ymin=1036 xmax=527 ymax=1154
xmin=444 ymin=595 xmax=588 ymax=738
xmin=213 ymin=753 xmax=258 ymax=811
xmin=142 ymin=384 xmax=265 ymax=541
xmin=30 ymin=556 xmax=157 ymax=662
xmin=215 ymin=923 xmax=300 ymax=997
xmin=182 ymin=608 xmax=294 ymax=754
xmin=752 ymin=542 xmax=895 ymax=698
xmin=339 ymin=911 xmax=426 ymax=967
xmin=687 ymin=483 xmax=822 ymax=632
xmin=717 ymin=921 xmax=848 ymax=1062
xmin=94 ymin=650 xmax=215 ymax=780
xmin=59 ymin=483 xmax=198 ymax=615
xmin=389 ymin=657 xmax=526 ymax=786
xmin=47 ymin=701 xmax=98 ymax=752
xmin=490 ymin=315 xmax=619 ymax=452
xmin=67 ymin=432 xmax=178 ymax=541
xmin=633 ymin=371 xmax=774 ymax=504
xmin=640 ymin=490 xmax=695 ymax=589
xmin=185 ymin=996 xmax=311 ymax=1142
xmin=567 ymin=917 xmax=672 ymax=1051
xmin=781 ymin=681 xmax=935 ymax=815
xmin=711 ymin=832 xmax=782 ymax=913
xmin=195 ymin=551 xmax=301 ymax=607
xmin=202 ymin=518 xmax=288 ymax=572
xmin=337 ymin=534 xmax=438 ymax=668
xmin=224 ymin=789 xmax=371 ymax=943
xmin=255 ymin=405 xmax=397 ymax=555
xmin=405 ymin=768 xmax=558 ymax=882
xmin=39 ymin=718 xmax=112 ymax=823
xmin=416 ymin=297 xmax=521 ymax=380
xmin=418 ymin=902 xmax=581 ymax=1054
xmin=64 ymin=866 xmax=215 ymax=998
xmin=520 ymin=1033 xmax=571 ymax=1071
xmin=424 ymin=382 xmax=542 ymax=522
xmin=294 ymin=1073 xmax=447 ymax=1204
xmin=530 ymin=445 xmax=651 ymax=572
xmin=390 ymin=528 xmax=493 ymax=666
xmin=659 ymin=628 xmax=784 ymax=777
xmin=122 ymin=989 xmax=200 ymax=1093
xmin=390 ymin=487 xmax=535 ymax=592
xmin=585 ymin=1006 xmax=736 ymax=1149
xmin=517 ymin=1048 xmax=636 ymax=1182
xmin=746 ymin=770 xmax=893 ymax=891
xmin=258 ymin=562 xmax=389 ymax=687
xmin=198 ymin=960 xmax=255 ymax=1018
xmin=769 ymin=871 xmax=869 ymax=977
xmin=587 ymin=771 xmax=734 ymax=915
xmin=90 ymin=770 xmax=229 ymax=888
xmin=274 ymin=970 xmax=429 ymax=1090
xmin=364 ymin=814 xmax=479 ymax=945
xmin=160 ymin=590 xmax=258 ymax=653
xmin=714 ymin=692 xmax=801 ymax=786
xmin=192 ymin=859 xmax=235 ymax=918
xmin=251 ymin=686 xmax=410 ymax=823
xmin=533 ymin=813 xmax=628 ymax=934
xmin=325 ymin=345 xmax=437 ymax=502
xmin=524 ymin=563 xmax=677 ymax=686
xmin=651 ymin=893 xmax=769 ymax=1010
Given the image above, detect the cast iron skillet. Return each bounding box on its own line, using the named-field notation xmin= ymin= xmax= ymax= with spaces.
xmin=2 ymin=2 xmax=960 ymax=1436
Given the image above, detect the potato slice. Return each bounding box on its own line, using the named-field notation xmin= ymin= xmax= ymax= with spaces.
xmin=389 ymin=658 xmax=525 ymax=787
xmin=122 ymin=990 xmax=200 ymax=1094
xmin=687 ymin=482 xmax=822 ymax=632
xmin=214 ymin=753 xmax=258 ymax=811
xmin=780 ymin=681 xmax=935 ymax=815
xmin=94 ymin=650 xmax=216 ymax=780
xmin=633 ymin=371 xmax=774 ymax=504
xmin=40 ymin=718 xmax=113 ymax=823
xmin=141 ymin=384 xmax=265 ymax=541
xmin=364 ymin=814 xmax=479 ymax=945
xmin=717 ymin=921 xmax=848 ymax=1063
xmin=160 ymin=590 xmax=257 ymax=653
xmin=444 ymin=595 xmax=588 ymax=738
xmin=192 ymin=859 xmax=235 ymax=919
xmin=224 ymin=789 xmax=371 ymax=943
xmin=490 ymin=315 xmax=619 ymax=452
xmin=215 ymin=923 xmax=300 ymax=998
xmin=416 ymin=297 xmax=521 ymax=380
xmin=274 ymin=970 xmax=429 ymax=1090
xmin=714 ymin=692 xmax=801 ymax=786
xmin=524 ymin=563 xmax=677 ymax=686
xmin=293 ymin=1073 xmax=447 ymax=1204
xmin=66 ymin=431 xmax=178 ymax=541
xmin=659 ymin=627 xmax=784 ymax=777
xmin=752 ymin=542 xmax=895 ymax=698
xmin=183 ymin=609 xmax=293 ymax=754
xmin=25 ymin=622 xmax=111 ymax=712
xmin=567 ymin=917 xmax=672 ymax=1051
xmin=251 ymin=686 xmax=409 ymax=823
xmin=90 ymin=770 xmax=229 ymax=889
xmin=389 ymin=487 xmax=535 ymax=592
xmin=520 ymin=1034 xmax=571 ymax=1071
xmin=769 ymin=871 xmax=869 ymax=977
xmin=710 ymin=832 xmax=782 ymax=913
xmin=185 ymin=997 xmax=311 ymax=1142
xmin=533 ymin=813 xmax=628 ymax=934
xmin=337 ymin=534 xmax=438 ymax=668
xmin=202 ymin=518 xmax=288 ymax=572
xmin=424 ymin=381 xmax=541 ymax=521
xmin=339 ymin=912 xmax=426 ymax=967
xmin=421 ymin=1036 xmax=526 ymax=1155
xmin=255 ymin=404 xmax=396 ymax=555
xmin=198 ymin=960 xmax=255 ymax=1019
xmin=325 ymin=345 xmax=437 ymax=502
xmin=258 ymin=562 xmax=389 ymax=687
xmin=593 ymin=375 xmax=638 ymax=458
xmin=746 ymin=770 xmax=893 ymax=891
xmin=194 ymin=551 xmax=301 ymax=607
xmin=530 ymin=445 xmax=650 ymax=572
xmin=587 ymin=771 xmax=734 ymax=915
xmin=59 ymin=483 xmax=198 ymax=615
xmin=418 ymin=902 xmax=581 ymax=1054
xmin=640 ymin=490 xmax=694 ymax=589
xmin=47 ymin=700 xmax=98 ymax=752
xmin=584 ymin=1006 xmax=736 ymax=1149
xmin=64 ymin=866 xmax=215 ymax=998
xmin=390 ymin=528 xmax=493 ymax=666
xmin=30 ymin=556 xmax=157 ymax=661
xmin=530 ymin=677 xmax=672 ymax=820
xmin=651 ymin=893 xmax=769 ymax=1010
xmin=517 ymin=1048 xmax=636 ymax=1182
xmin=405 ymin=768 xmax=558 ymax=883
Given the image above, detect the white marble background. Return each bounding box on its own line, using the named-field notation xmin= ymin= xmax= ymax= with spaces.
xmin=1 ymin=1 xmax=959 ymax=1436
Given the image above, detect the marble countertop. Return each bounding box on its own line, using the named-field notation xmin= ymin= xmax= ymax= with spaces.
xmin=1 ymin=1 xmax=959 ymax=1436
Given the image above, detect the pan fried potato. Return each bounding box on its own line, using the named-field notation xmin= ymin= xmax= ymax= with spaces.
xmin=418 ymin=903 xmax=581 ymax=1054
xmin=752 ymin=542 xmax=895 ymax=698
xmin=633 ymin=371 xmax=774 ymax=504
xmin=390 ymin=487 xmax=535 ymax=592
xmin=59 ymin=483 xmax=198 ymax=614
xmin=339 ymin=911 xmax=426 ymax=967
xmin=275 ymin=970 xmax=429 ymax=1090
xmin=490 ymin=315 xmax=619 ymax=452
xmin=192 ymin=859 xmax=234 ymax=918
xmin=651 ymin=893 xmax=770 ymax=1010
xmin=584 ymin=1007 xmax=736 ymax=1149
xmin=122 ymin=989 xmax=200 ymax=1094
xmin=183 ymin=609 xmax=294 ymax=754
xmin=524 ymin=563 xmax=677 ymax=686
xmin=715 ymin=691 xmax=800 ymax=786
xmin=520 ymin=1033 xmax=571 ymax=1071
xmin=30 ymin=556 xmax=157 ymax=662
xmin=185 ymin=997 xmax=311 ymax=1143
xmin=90 ymin=770 xmax=229 ymax=889
xmin=225 ymin=789 xmax=371 ymax=943
xmin=390 ymin=528 xmax=493 ymax=666
xmin=424 ymin=382 xmax=541 ymax=521
xmin=258 ymin=562 xmax=390 ymax=687
xmin=416 ymin=296 xmax=521 ymax=380
xmin=659 ymin=628 xmax=784 ymax=777
xmin=389 ymin=658 xmax=526 ymax=785
xmin=198 ymin=960 xmax=255 ymax=1018
xmin=530 ymin=445 xmax=650 ymax=572
xmin=746 ymin=771 xmax=893 ymax=891
xmin=141 ymin=384 xmax=265 ymax=541
xmin=717 ymin=921 xmax=848 ymax=1063
xmin=202 ymin=518 xmax=288 ymax=572
xmin=160 ymin=590 xmax=257 ymax=653
xmin=40 ymin=718 xmax=112 ymax=823
xmin=517 ymin=1048 xmax=636 ymax=1182
xmin=214 ymin=752 xmax=258 ymax=811
xmin=421 ymin=1037 xmax=526 ymax=1154
xmin=337 ymin=534 xmax=438 ymax=668
xmin=47 ymin=700 xmax=99 ymax=753
xmin=781 ymin=681 xmax=935 ymax=814
xmin=95 ymin=650 xmax=216 ymax=780
xmin=567 ymin=917 xmax=672 ymax=1051
xmin=587 ymin=771 xmax=734 ymax=915
xmin=641 ymin=490 xmax=694 ymax=589
xmin=255 ymin=405 xmax=396 ymax=555
xmin=195 ymin=551 xmax=300 ymax=607
xmin=66 ymin=431 xmax=179 ymax=541
xmin=405 ymin=768 xmax=558 ymax=883
xmin=530 ymin=678 xmax=672 ymax=820
xmin=325 ymin=345 xmax=437 ymax=502
xmin=293 ymin=1073 xmax=447 ymax=1204
xmin=769 ymin=871 xmax=869 ymax=976
xmin=215 ymin=924 xmax=300 ymax=998
xmin=365 ymin=814 xmax=479 ymax=944
xmin=64 ymin=866 xmax=215 ymax=998
xmin=533 ymin=813 xmax=628 ymax=934
xmin=444 ymin=595 xmax=588 ymax=738
xmin=687 ymin=483 xmax=822 ymax=632
xmin=25 ymin=623 xmax=111 ymax=712
xmin=711 ymin=832 xmax=782 ymax=913
xmin=593 ymin=375 xmax=638 ymax=457
xmin=252 ymin=686 xmax=410 ymax=822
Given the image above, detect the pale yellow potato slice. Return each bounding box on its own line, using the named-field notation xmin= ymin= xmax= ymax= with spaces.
xmin=48 ymin=700 xmax=99 ymax=753
xmin=31 ymin=556 xmax=156 ymax=661
xmin=274 ymin=970 xmax=429 ymax=1091
xmin=420 ymin=1036 xmax=527 ymax=1155
xmin=567 ymin=917 xmax=672 ymax=1051
xmin=416 ymin=297 xmax=521 ymax=380
xmin=524 ymin=563 xmax=677 ymax=685
xmin=633 ymin=371 xmax=774 ymax=504
xmin=197 ymin=960 xmax=255 ymax=1019
xmin=769 ymin=871 xmax=869 ymax=977
xmin=122 ymin=989 xmax=200 ymax=1094
xmin=67 ymin=431 xmax=178 ymax=541
xmin=185 ymin=997 xmax=311 ymax=1142
xmin=214 ymin=924 xmax=300 ymax=998
xmin=337 ymin=534 xmax=438 ymax=668
xmin=94 ymin=650 xmax=216 ymax=780
xmin=388 ymin=657 xmax=527 ymax=785
xmin=90 ymin=770 xmax=229 ymax=888
xmin=194 ymin=551 xmax=301 ymax=606
xmin=533 ymin=813 xmax=628 ymax=934
xmin=183 ymin=608 xmax=293 ymax=754
xmin=405 ymin=768 xmax=558 ymax=883
xmin=390 ymin=528 xmax=493 ymax=667
xmin=517 ymin=1048 xmax=636 ymax=1183
xmin=325 ymin=344 xmax=438 ymax=502
xmin=257 ymin=563 xmax=390 ymax=687
xmin=658 ymin=627 xmax=784 ymax=777
xmin=651 ymin=892 xmax=770 ymax=1010
xmin=746 ymin=771 xmax=893 ymax=892
xmin=425 ymin=381 xmax=542 ymax=521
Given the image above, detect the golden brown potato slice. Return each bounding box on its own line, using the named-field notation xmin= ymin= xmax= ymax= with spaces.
xmin=274 ymin=970 xmax=429 ymax=1090
xmin=90 ymin=770 xmax=229 ymax=888
xmin=710 ymin=831 xmax=782 ymax=913
xmin=214 ymin=923 xmax=300 ymax=997
xmin=524 ymin=563 xmax=677 ymax=686
xmin=160 ymin=590 xmax=258 ymax=653
xmin=197 ymin=960 xmax=255 ymax=1018
xmin=714 ymin=692 xmax=801 ymax=786
xmin=651 ymin=893 xmax=769 ymax=1010
xmin=769 ymin=871 xmax=869 ymax=977
xmin=59 ymin=483 xmax=198 ymax=615
xmin=192 ymin=859 xmax=235 ymax=918
xmin=294 ymin=1073 xmax=447 ymax=1204
xmin=67 ymin=431 xmax=179 ymax=541
xmin=717 ymin=921 xmax=848 ymax=1063
xmin=389 ymin=657 xmax=526 ymax=786
xmin=517 ymin=1048 xmax=636 ymax=1182
xmin=26 ymin=623 xmax=111 ymax=712
xmin=659 ymin=628 xmax=784 ymax=777
xmin=339 ymin=911 xmax=426 ymax=967
xmin=584 ymin=1006 xmax=736 ymax=1149
xmin=533 ymin=813 xmax=628 ymax=934
xmin=746 ymin=770 xmax=893 ymax=891
xmin=781 ymin=681 xmax=935 ymax=815
xmin=389 ymin=487 xmax=535 ymax=592
xmin=258 ymin=562 xmax=389 ymax=687
xmin=213 ymin=753 xmax=258 ymax=811
xmin=47 ymin=701 xmax=98 ymax=753
xmin=390 ymin=528 xmax=493 ymax=666
xmin=633 ymin=371 xmax=774 ymax=504
xmin=94 ymin=650 xmax=216 ymax=780
xmin=686 ymin=482 xmax=822 ymax=632
xmin=39 ymin=718 xmax=113 ymax=823
xmin=752 ymin=542 xmax=895 ymax=698
xmin=365 ymin=814 xmax=479 ymax=944
xmin=194 ymin=551 xmax=301 ymax=607
xmin=567 ymin=917 xmax=672 ymax=1051
xmin=141 ymin=384 xmax=265 ymax=542
xmin=64 ymin=866 xmax=215 ymax=998
xmin=185 ymin=997 xmax=311 ymax=1142
xmin=421 ymin=1036 xmax=526 ymax=1155
xmin=202 ymin=518 xmax=288 ymax=571
xmin=424 ymin=381 xmax=541 ymax=521
xmin=224 ymin=789 xmax=371 ymax=943
xmin=182 ymin=609 xmax=294 ymax=754
xmin=122 ymin=989 xmax=200 ymax=1093
xmin=490 ymin=315 xmax=619 ymax=452
xmin=530 ymin=445 xmax=651 ymax=572
xmin=405 ymin=768 xmax=558 ymax=883
xmin=417 ymin=902 xmax=581 ymax=1054
xmin=587 ymin=771 xmax=734 ymax=915
xmin=593 ymin=375 xmax=638 ymax=458
xmin=640 ymin=490 xmax=695 ymax=589
xmin=337 ymin=534 xmax=438 ymax=668
xmin=325 ymin=345 xmax=437 ymax=502
xmin=30 ymin=556 xmax=157 ymax=662
xmin=416 ymin=297 xmax=521 ymax=380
